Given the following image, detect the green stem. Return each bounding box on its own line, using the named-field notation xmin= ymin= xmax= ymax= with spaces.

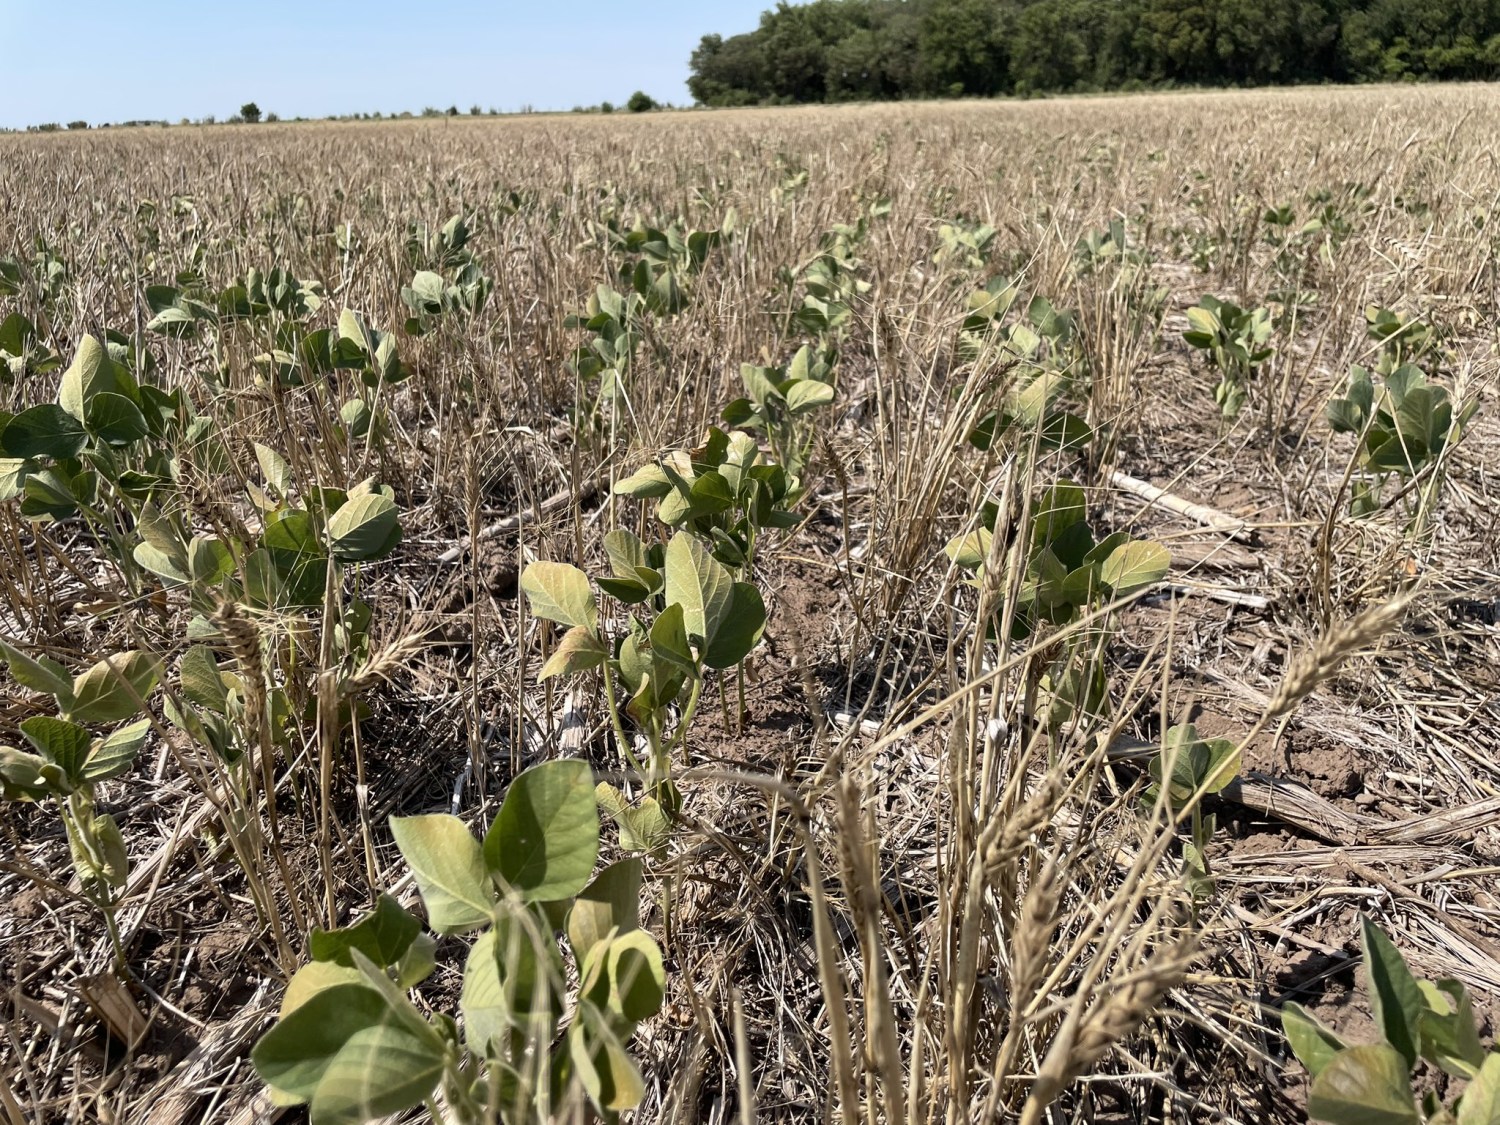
xmin=736 ymin=660 xmax=747 ymax=735
xmin=600 ymin=660 xmax=647 ymax=782
xmin=662 ymin=672 xmax=704 ymax=766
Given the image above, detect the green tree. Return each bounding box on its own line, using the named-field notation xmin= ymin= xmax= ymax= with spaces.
xmin=239 ymin=102 xmax=262 ymax=124
xmin=689 ymin=33 xmax=770 ymax=105
xmin=917 ymin=0 xmax=1008 ymax=95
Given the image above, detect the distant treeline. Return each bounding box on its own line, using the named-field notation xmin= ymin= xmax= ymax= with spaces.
xmin=688 ymin=0 xmax=1500 ymax=104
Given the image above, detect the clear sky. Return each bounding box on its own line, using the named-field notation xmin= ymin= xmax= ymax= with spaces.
xmin=0 ymin=0 xmax=772 ymax=129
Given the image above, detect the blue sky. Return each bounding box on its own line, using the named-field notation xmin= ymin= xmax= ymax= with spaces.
xmin=0 ymin=1 xmax=772 ymax=128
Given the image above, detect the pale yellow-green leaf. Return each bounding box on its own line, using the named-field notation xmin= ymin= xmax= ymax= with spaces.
xmin=521 ymin=561 xmax=598 ymax=630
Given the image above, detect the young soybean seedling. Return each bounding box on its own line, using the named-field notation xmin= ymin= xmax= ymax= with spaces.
xmin=1326 ymin=364 xmax=1475 ymax=532
xmin=0 ymin=643 xmax=160 ymax=971
xmin=614 ymin=425 xmax=807 ymax=574
xmin=1182 ymin=295 xmax=1273 ymax=420
xmin=1140 ymin=723 xmax=1240 ymax=902
xmin=1283 ymin=917 xmax=1500 ymax=1125
xmin=521 ymin=530 xmax=765 ymax=815
xmin=253 ymin=759 xmax=667 ymax=1124
xmin=721 ymin=346 xmax=836 ymax=490
xmin=945 ymin=480 xmax=1169 ymax=730
xmin=0 ymin=333 xmax=191 ymax=589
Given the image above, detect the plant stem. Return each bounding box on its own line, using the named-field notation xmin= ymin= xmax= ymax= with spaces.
xmin=600 ymin=660 xmax=647 ymax=782
xmin=661 ymin=672 xmax=704 ymax=767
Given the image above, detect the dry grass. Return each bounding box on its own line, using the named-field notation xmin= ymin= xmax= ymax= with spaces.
xmin=2 ymin=84 xmax=1499 ymax=1123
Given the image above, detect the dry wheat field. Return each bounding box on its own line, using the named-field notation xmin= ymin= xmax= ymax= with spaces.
xmin=1 ymin=84 xmax=1498 ymax=1125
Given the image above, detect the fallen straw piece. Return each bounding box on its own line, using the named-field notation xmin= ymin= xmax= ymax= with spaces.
xmin=437 ymin=476 xmax=605 ymax=564
xmin=1109 ymin=470 xmax=1255 ymax=542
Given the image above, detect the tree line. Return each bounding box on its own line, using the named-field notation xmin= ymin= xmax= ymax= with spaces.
xmin=688 ymin=0 xmax=1500 ymax=104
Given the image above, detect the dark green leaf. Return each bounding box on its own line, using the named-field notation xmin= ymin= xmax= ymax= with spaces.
xmin=1363 ymin=918 xmax=1425 ymax=1069
xmin=1 ymin=404 xmax=86 ymax=459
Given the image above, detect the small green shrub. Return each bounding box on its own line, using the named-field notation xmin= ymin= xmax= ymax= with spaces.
xmin=959 ymin=276 xmax=1090 ymax=452
xmin=522 ymin=529 xmax=766 ymax=812
xmin=946 ymin=480 xmax=1169 ymax=729
xmin=1142 ymin=723 xmax=1239 ymax=899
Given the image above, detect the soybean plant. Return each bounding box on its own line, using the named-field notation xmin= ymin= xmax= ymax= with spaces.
xmin=253 ymin=760 xmax=667 ymax=1124
xmin=521 ymin=530 xmax=765 ymax=820
xmin=1284 ymin=918 xmax=1500 ymax=1125
xmin=0 ymin=643 xmax=160 ymax=971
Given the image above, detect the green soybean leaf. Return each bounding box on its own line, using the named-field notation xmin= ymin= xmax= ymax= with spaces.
xmin=67 ymin=652 xmax=161 ymax=724
xmin=0 ymin=639 xmax=74 ymax=700
xmin=1307 ymin=1044 xmax=1419 ymax=1125
xmin=134 ymin=541 xmax=190 ymax=584
xmin=664 ymin=532 xmax=732 ymax=649
xmin=521 ymin=561 xmax=598 ymax=630
xmin=506 ymin=904 xmax=566 ymax=1009
xmin=179 ymin=645 xmax=229 ymax=713
xmin=327 ymin=494 xmax=401 ymax=562
xmin=388 ymin=814 xmax=495 ymax=934
xmin=1100 ymin=540 xmax=1170 ymax=597
xmin=254 ymin=983 xmax=388 ymax=1101
xmin=1198 ymin=736 xmax=1241 ymax=794
xmin=740 ymin=363 xmax=782 ymax=407
xmin=1 ymin=404 xmax=87 ymax=459
xmin=254 ymin=443 xmax=292 ymax=496
xmin=1363 ymin=919 xmax=1424 ymax=1069
xmin=393 ymin=934 xmax=436 ymax=991
xmin=337 ymin=307 xmax=374 ymax=353
xmin=596 ymin=576 xmax=651 ymax=603
xmin=309 ymin=894 xmax=422 ymax=969
xmin=252 ymin=983 xmax=445 ymax=1124
xmin=93 ymin=812 xmax=128 ymax=887
xmin=649 ymin=602 xmax=696 ymax=672
xmin=539 ymin=625 xmax=608 ymax=680
xmin=86 ymin=392 xmax=149 ymax=445
xmin=1458 ymin=1052 xmax=1500 ymax=1125
xmin=613 ymin=463 xmax=672 ymax=497
xmin=339 ymin=396 xmax=372 ymax=438
xmin=484 ymin=759 xmax=599 ymax=902
xmin=82 ymin=718 xmax=150 ymax=782
xmin=19 ymin=716 xmax=92 ymax=780
xmin=568 ymin=858 xmax=643 ymax=962
xmin=688 ymin=469 xmax=734 ymax=513
xmin=570 ymin=1009 xmax=646 ymax=1115
xmin=596 ymin=783 xmax=670 ymax=856
xmin=603 ymin=528 xmax=648 ymax=578
xmin=278 ymin=961 xmax=364 ymax=1018
xmin=59 ymin=335 xmax=133 ymax=422
xmin=263 ymin=510 xmax=324 ymax=572
xmin=1418 ymin=979 xmax=1485 ymax=1079
xmin=945 ymin=528 xmax=992 ymax=570
xmin=785 ymin=379 xmax=835 ymax=415
xmin=702 ymin=581 xmax=766 ymax=670
xmin=188 ymin=536 xmax=235 ymax=585
xmin=1282 ymin=1002 xmax=1347 ymax=1078
xmin=0 ymin=745 xmax=63 ymax=800
xmin=459 ymin=928 xmax=508 ymax=1055
xmin=19 ymin=468 xmax=78 ymax=520
xmin=606 ymin=928 xmax=666 ymax=1022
